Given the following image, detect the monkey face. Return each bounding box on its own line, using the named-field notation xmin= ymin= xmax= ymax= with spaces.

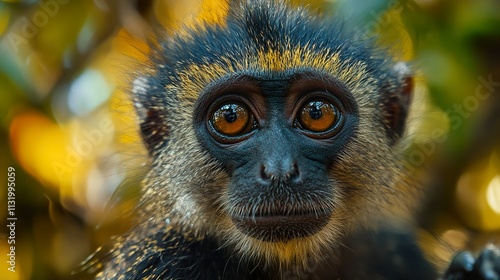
xmin=133 ymin=48 xmax=411 ymax=265
xmin=193 ymin=72 xmax=359 ymax=243
xmin=133 ymin=0 xmax=413 ymax=266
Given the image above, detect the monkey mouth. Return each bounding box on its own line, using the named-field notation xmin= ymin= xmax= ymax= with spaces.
xmin=231 ymin=209 xmax=332 ymax=242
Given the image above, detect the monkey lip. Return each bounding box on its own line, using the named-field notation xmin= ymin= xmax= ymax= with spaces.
xmin=231 ymin=210 xmax=332 ymax=242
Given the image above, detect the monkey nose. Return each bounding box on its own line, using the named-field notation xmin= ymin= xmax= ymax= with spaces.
xmin=259 ymin=160 xmax=301 ymax=185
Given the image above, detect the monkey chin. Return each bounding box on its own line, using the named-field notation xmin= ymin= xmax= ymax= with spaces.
xmin=218 ymin=211 xmax=344 ymax=268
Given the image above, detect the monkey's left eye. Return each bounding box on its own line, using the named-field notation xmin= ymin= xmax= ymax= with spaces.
xmin=294 ymin=97 xmax=343 ymax=138
xmin=297 ymin=99 xmax=338 ymax=131
xmin=210 ymin=102 xmax=256 ymax=138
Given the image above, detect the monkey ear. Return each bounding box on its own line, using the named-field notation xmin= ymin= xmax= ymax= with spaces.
xmin=132 ymin=76 xmax=169 ymax=155
xmin=382 ymin=62 xmax=413 ymax=145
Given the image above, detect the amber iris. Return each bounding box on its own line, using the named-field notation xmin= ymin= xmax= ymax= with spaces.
xmin=211 ymin=103 xmax=251 ymax=136
xmin=298 ymin=100 xmax=337 ymax=132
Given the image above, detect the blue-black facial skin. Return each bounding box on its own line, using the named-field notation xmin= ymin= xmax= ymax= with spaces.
xmin=194 ymin=71 xmax=358 ymax=170
xmin=192 ymin=71 xmax=358 ymax=241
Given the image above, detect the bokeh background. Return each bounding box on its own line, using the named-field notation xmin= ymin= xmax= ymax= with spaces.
xmin=0 ymin=0 xmax=499 ymax=279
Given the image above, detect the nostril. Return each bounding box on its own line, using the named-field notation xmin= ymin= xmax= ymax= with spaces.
xmin=260 ymin=164 xmax=271 ymax=181
xmin=290 ymin=162 xmax=301 ymax=182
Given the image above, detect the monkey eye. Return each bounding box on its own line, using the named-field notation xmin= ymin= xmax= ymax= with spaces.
xmin=210 ymin=102 xmax=256 ymax=137
xmin=294 ymin=97 xmax=343 ymax=138
xmin=297 ymin=99 xmax=338 ymax=132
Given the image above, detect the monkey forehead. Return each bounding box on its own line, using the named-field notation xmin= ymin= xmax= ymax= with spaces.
xmin=174 ymin=48 xmax=377 ymax=105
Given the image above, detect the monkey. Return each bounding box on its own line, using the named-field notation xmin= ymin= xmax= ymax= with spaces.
xmin=82 ymin=0 xmax=500 ymax=279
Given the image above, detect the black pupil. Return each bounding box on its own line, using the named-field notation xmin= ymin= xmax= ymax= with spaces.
xmin=309 ymin=102 xmax=323 ymax=120
xmin=223 ymin=105 xmax=238 ymax=123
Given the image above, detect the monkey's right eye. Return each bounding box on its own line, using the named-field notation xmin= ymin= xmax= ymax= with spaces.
xmin=209 ymin=102 xmax=256 ymax=138
xmin=292 ymin=95 xmax=345 ymax=139
xmin=298 ymin=99 xmax=338 ymax=132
